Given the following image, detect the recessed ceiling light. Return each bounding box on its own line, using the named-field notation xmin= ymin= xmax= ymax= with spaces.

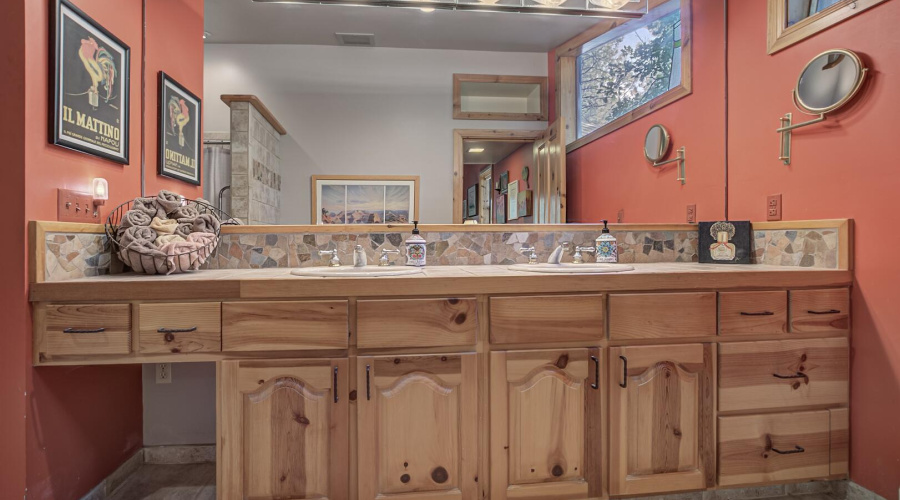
xmin=203 ymin=31 xmax=211 ymax=39
xmin=420 ymin=6 xmax=435 ymax=11
xmin=468 ymin=148 xmax=485 ymax=153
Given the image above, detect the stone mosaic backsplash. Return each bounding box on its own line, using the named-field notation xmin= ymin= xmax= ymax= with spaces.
xmin=42 ymin=226 xmax=843 ymax=281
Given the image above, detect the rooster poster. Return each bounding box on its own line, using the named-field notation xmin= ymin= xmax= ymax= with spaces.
xmin=158 ymin=73 xmax=201 ymax=185
xmin=51 ymin=0 xmax=130 ymax=164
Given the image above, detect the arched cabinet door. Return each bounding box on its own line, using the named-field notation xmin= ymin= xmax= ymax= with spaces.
xmin=490 ymin=348 xmax=603 ymax=500
xmin=218 ymin=358 xmax=349 ymax=500
xmin=608 ymin=344 xmax=715 ymax=496
xmin=357 ymin=353 xmax=478 ymax=500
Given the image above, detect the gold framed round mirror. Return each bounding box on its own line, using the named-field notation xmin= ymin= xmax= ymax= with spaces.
xmin=644 ymin=124 xmax=670 ymax=163
xmin=795 ymin=49 xmax=867 ymax=115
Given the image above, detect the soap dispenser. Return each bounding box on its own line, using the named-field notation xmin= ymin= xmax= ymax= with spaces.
xmin=405 ymin=221 xmax=427 ymax=267
xmin=595 ymin=219 xmax=618 ymax=263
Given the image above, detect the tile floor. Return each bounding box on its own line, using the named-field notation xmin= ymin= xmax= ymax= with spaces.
xmin=107 ymin=463 xmax=215 ymax=500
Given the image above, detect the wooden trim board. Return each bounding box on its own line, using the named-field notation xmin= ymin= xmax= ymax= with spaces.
xmin=453 ymin=74 xmax=549 ymax=121
xmin=766 ymin=0 xmax=890 ymax=54
xmin=220 ymin=94 xmax=287 ymax=135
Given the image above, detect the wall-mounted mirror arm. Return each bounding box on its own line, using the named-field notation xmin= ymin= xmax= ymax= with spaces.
xmin=776 ymin=90 xmax=827 ymax=165
xmin=651 ymin=147 xmax=687 ymax=185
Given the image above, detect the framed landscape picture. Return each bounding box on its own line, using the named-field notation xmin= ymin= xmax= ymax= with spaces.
xmin=507 ymin=180 xmax=519 ymax=220
xmin=467 ymin=184 xmax=478 ymax=218
xmin=51 ymin=0 xmax=130 ymax=164
xmin=312 ymin=175 xmax=419 ymax=224
xmin=158 ymin=72 xmax=201 ymax=185
xmin=517 ymin=189 xmax=533 ymax=218
xmin=494 ymin=194 xmax=506 ymax=224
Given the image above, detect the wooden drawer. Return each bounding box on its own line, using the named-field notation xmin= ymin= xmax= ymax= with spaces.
xmin=719 ymin=291 xmax=788 ymax=336
xmin=357 ymin=298 xmax=477 ymax=348
xmin=139 ymin=302 xmax=221 ymax=354
xmin=718 ymin=409 xmax=848 ymax=486
xmin=42 ymin=303 xmax=132 ymax=356
xmin=222 ymin=301 xmax=348 ymax=351
xmin=719 ymin=338 xmax=849 ymax=412
xmin=490 ymin=295 xmax=603 ymax=344
xmin=608 ymin=292 xmax=716 ymax=340
xmin=790 ymin=289 xmax=850 ymax=334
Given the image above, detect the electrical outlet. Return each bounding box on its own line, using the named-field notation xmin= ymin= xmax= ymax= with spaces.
xmin=58 ymin=189 xmax=100 ymax=223
xmin=616 ymin=209 xmax=625 ymax=223
xmin=686 ymin=204 xmax=697 ymax=223
xmin=156 ymin=363 xmax=172 ymax=384
xmin=767 ymin=194 xmax=783 ymax=221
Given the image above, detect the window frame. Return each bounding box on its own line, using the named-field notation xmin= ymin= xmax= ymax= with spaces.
xmin=555 ymin=0 xmax=692 ymax=153
xmin=767 ymin=0 xmax=889 ymax=54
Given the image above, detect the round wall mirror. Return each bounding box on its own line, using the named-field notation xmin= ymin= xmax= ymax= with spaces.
xmin=795 ymin=49 xmax=867 ymax=114
xmin=644 ymin=124 xmax=670 ymax=163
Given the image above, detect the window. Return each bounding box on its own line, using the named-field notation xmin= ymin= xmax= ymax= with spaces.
xmin=767 ymin=0 xmax=889 ymax=54
xmin=576 ymin=1 xmax=682 ymax=139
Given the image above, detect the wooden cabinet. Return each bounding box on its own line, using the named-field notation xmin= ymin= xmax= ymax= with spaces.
xmin=489 ymin=295 xmax=603 ymax=344
xmin=218 ymin=358 xmax=349 ymax=500
xmin=357 ymin=353 xmax=478 ymax=500
xmin=490 ymin=349 xmax=602 ymax=500
xmin=222 ymin=301 xmax=349 ymax=351
xmin=790 ymin=289 xmax=850 ymax=334
xmin=40 ymin=303 xmax=132 ymax=357
xmin=719 ymin=291 xmax=788 ymax=336
xmin=608 ymin=344 xmax=715 ymax=496
xmin=138 ymin=302 xmax=221 ymax=353
xmin=357 ymin=298 xmax=478 ymax=348
xmin=608 ymin=293 xmax=717 ymax=340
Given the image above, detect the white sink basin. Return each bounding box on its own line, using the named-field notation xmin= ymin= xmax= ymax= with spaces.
xmin=290 ymin=266 xmax=424 ymax=277
xmin=508 ymin=263 xmax=635 ymax=274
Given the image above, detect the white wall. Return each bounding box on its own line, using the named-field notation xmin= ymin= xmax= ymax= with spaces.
xmin=203 ymin=44 xmax=549 ymax=224
xmin=142 ymin=363 xmax=216 ymax=446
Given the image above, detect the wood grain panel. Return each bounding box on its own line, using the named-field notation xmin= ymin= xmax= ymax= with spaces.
xmin=790 ymin=289 xmax=850 ymax=334
xmin=490 ymin=348 xmax=602 ymax=499
xmin=829 ymin=408 xmax=849 ymax=476
xmin=718 ymin=411 xmax=831 ymax=486
xmin=609 ymin=344 xmax=714 ymax=496
xmin=719 ymin=338 xmax=849 ymax=412
xmin=490 ymin=295 xmax=603 ymax=344
xmin=357 ymin=298 xmax=477 ymax=349
xmin=609 ymin=293 xmax=717 ymax=340
xmin=222 ymin=301 xmax=348 ymax=351
xmin=719 ymin=291 xmax=788 ymax=336
xmin=139 ymin=302 xmax=221 ymax=354
xmin=42 ymin=303 xmax=131 ymax=356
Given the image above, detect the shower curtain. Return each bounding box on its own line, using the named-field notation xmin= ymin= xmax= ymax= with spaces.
xmin=203 ymin=143 xmax=232 ymax=214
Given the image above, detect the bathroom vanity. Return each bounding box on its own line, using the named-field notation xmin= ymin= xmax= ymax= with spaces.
xmin=30 ymin=259 xmax=851 ymax=500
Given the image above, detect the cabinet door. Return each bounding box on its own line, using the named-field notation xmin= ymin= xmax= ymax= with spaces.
xmin=357 ymin=354 xmax=478 ymax=500
xmin=490 ymin=349 xmax=603 ymax=500
xmin=218 ymin=358 xmax=349 ymax=500
xmin=608 ymin=344 xmax=714 ymax=496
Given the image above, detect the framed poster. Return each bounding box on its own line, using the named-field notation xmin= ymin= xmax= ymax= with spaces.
xmin=466 ymin=184 xmax=478 ymax=218
xmin=507 ymin=180 xmax=519 ymax=220
xmin=499 ymin=172 xmax=509 ymax=194
xmin=517 ymin=190 xmax=533 ymax=218
xmin=699 ymin=221 xmax=752 ymax=264
xmin=312 ymin=175 xmax=419 ymax=224
xmin=51 ymin=0 xmax=130 ymax=164
xmin=158 ymin=72 xmax=201 ymax=185
xmin=494 ymin=194 xmax=507 ymax=224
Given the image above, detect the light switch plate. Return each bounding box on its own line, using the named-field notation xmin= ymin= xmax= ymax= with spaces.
xmin=686 ymin=204 xmax=697 ymax=223
xmin=58 ymin=189 xmax=100 ymax=223
xmin=767 ymin=194 xmax=782 ymax=221
xmin=617 ymin=209 xmax=625 ymax=224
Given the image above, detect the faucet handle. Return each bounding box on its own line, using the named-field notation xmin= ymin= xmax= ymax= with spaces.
xmin=380 ymin=248 xmax=400 ymax=266
xmin=574 ymin=246 xmax=596 ymax=264
xmin=518 ymin=246 xmax=538 ymax=264
xmin=318 ymin=249 xmax=341 ymax=267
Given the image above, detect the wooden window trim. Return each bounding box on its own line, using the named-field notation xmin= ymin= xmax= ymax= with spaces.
xmin=555 ymin=0 xmax=692 ymax=153
xmin=767 ymin=0 xmax=890 ymax=54
xmin=453 ymin=74 xmax=549 ymax=121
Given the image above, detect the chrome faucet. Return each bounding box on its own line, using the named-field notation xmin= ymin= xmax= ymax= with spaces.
xmin=547 ymin=242 xmax=571 ymax=265
xmin=353 ymin=245 xmax=367 ymax=268
xmin=318 ymin=249 xmax=341 ymax=267
xmin=379 ymin=248 xmax=400 ymax=266
xmin=573 ymin=246 xmax=596 ymax=264
xmin=518 ymin=246 xmax=538 ymax=265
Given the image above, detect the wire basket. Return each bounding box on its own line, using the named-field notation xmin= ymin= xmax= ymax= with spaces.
xmin=106 ymin=198 xmax=236 ymax=275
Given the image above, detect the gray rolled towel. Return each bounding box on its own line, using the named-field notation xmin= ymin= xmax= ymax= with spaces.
xmin=119 ymin=209 xmax=152 ymax=230
xmin=174 ymin=221 xmax=193 ymax=238
xmin=119 ymin=225 xmax=159 ymax=252
xmin=192 ymin=213 xmax=221 ymax=234
xmin=156 ymin=190 xmax=184 ymax=215
xmin=132 ymin=197 xmax=165 ymax=219
xmin=117 ymin=226 xmax=167 ymax=274
xmin=170 ymin=205 xmax=200 ymax=220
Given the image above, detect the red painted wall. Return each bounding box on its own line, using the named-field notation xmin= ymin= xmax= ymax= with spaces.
xmin=727 ymin=1 xmax=900 ymax=496
xmin=493 ymin=143 xmax=535 ymax=224
xmin=564 ymin=0 xmax=726 ymax=223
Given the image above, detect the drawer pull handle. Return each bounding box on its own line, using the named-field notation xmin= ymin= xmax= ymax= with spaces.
xmin=333 ymin=366 xmax=339 ymax=404
xmin=63 ymin=327 xmax=105 ymax=334
xmin=157 ymin=327 xmax=197 ymax=334
xmin=366 ymin=364 xmax=371 ymax=401
xmin=808 ymin=309 xmax=841 ymax=315
xmin=772 ymin=445 xmax=805 ymax=455
xmin=590 ymin=356 xmax=600 ymax=390
xmin=619 ymin=355 xmax=628 ymax=389
xmin=740 ymin=311 xmax=775 ymax=316
xmin=773 ymin=372 xmax=808 ymax=381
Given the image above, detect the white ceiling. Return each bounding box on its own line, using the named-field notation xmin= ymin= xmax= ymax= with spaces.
xmin=463 ymin=140 xmax=528 ymax=164
xmin=204 ymin=0 xmax=601 ymax=52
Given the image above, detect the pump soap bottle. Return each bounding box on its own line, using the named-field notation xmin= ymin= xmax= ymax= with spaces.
xmin=405 ymin=221 xmax=427 ymax=267
xmin=595 ymin=219 xmax=618 ymax=263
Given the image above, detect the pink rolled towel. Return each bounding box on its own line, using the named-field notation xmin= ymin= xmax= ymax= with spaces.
xmin=158 ymin=240 xmax=204 ymax=273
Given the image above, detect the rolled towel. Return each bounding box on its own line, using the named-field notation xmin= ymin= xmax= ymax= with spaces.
xmin=118 ymin=209 xmax=152 ymax=233
xmin=170 ymin=205 xmax=200 ymax=220
xmin=150 ymin=217 xmax=178 ymax=235
xmin=158 ymin=240 xmax=205 ymax=274
xmin=118 ymin=225 xmax=158 ymax=251
xmin=187 ymin=232 xmax=217 ymax=261
xmin=192 ymin=213 xmax=221 ymax=234
xmin=156 ymin=190 xmax=184 ymax=215
xmin=117 ymin=226 xmax=167 ymax=275
xmin=174 ymin=221 xmax=193 ymax=238
xmin=155 ymin=234 xmax=186 ymax=247
xmin=132 ymin=197 xmax=166 ymax=219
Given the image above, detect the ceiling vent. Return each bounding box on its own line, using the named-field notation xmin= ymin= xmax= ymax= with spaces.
xmin=335 ymin=33 xmax=376 ymax=47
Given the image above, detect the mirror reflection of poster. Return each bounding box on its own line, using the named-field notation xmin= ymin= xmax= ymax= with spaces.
xmin=51 ymin=0 xmax=130 ymax=164
xmin=313 ymin=176 xmax=419 ymax=224
xmin=158 ymin=72 xmax=201 ymax=185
